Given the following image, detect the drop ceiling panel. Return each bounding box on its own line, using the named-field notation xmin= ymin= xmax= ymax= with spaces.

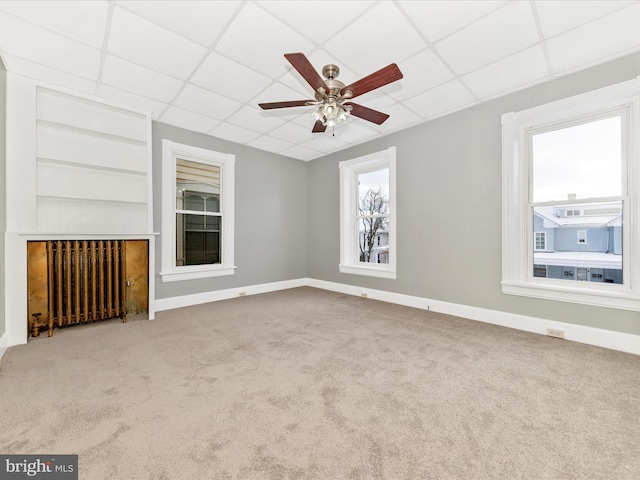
xmin=462 ymin=45 xmax=549 ymax=100
xmin=101 ymin=55 xmax=184 ymax=103
xmin=0 ymin=0 xmax=109 ymax=48
xmin=215 ymin=2 xmax=314 ymax=76
xmin=257 ymin=0 xmax=375 ymax=44
xmin=2 ymin=54 xmax=97 ymax=94
xmin=434 ymin=1 xmax=539 ymax=75
xmin=117 ymin=0 xmax=242 ymax=46
xmin=546 ymin=3 xmax=640 ymax=74
xmin=174 ymin=84 xmax=243 ymax=120
xmin=108 ymin=6 xmax=206 ymax=80
xmin=0 ymin=0 xmax=639 ymax=161
xmin=408 ymin=80 xmax=475 ymax=120
xmin=191 ymin=52 xmax=273 ymax=103
xmin=97 ymin=84 xmax=168 ymax=119
xmin=389 ymin=49 xmax=455 ymax=101
xmin=160 ymin=106 xmax=220 ymax=134
xmin=324 ymin=1 xmax=426 ymax=76
xmin=0 ymin=11 xmax=101 ymax=79
xmin=535 ymin=0 xmax=633 ymax=39
xmin=400 ymin=0 xmax=506 ymax=43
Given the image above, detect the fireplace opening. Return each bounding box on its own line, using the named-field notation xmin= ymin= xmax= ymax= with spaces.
xmin=27 ymin=240 xmax=149 ymax=337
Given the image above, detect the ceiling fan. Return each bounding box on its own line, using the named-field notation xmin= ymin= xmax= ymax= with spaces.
xmin=259 ymin=53 xmax=403 ymax=134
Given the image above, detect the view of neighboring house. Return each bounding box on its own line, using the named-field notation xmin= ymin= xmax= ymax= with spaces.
xmin=360 ymin=229 xmax=389 ymax=264
xmin=533 ymin=201 xmax=622 ymax=283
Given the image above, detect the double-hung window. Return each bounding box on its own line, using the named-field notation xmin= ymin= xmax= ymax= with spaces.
xmin=502 ymin=78 xmax=640 ymax=310
xmin=339 ymin=147 xmax=396 ymax=279
xmin=161 ymin=140 xmax=235 ymax=282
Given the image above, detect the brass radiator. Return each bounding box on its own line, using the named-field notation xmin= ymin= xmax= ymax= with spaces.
xmin=44 ymin=240 xmax=126 ymax=336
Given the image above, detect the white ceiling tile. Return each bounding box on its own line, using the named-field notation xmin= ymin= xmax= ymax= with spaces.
xmin=101 ymin=55 xmax=183 ymax=103
xmin=301 ymin=132 xmax=348 ymax=154
xmin=257 ymin=1 xmax=375 ymax=44
xmin=331 ymin=121 xmax=378 ymax=143
xmin=267 ymin=121 xmax=315 ymax=143
xmin=117 ymin=0 xmax=242 ymax=46
xmin=374 ymin=103 xmax=422 ymax=133
xmin=462 ymin=45 xmax=549 ymax=100
xmin=2 ymin=54 xmax=97 ymax=94
xmin=160 ymin=107 xmax=220 ymax=133
xmin=215 ymin=2 xmax=314 ymax=76
xmin=434 ymin=1 xmax=539 ymax=75
xmin=408 ymin=80 xmax=475 ymax=120
xmin=0 ymin=0 xmax=109 ymax=48
xmin=174 ymin=84 xmax=243 ymax=120
xmin=324 ymin=1 xmax=426 ymax=77
xmin=209 ymin=122 xmax=262 ymax=145
xmin=191 ymin=52 xmax=273 ymax=103
xmin=248 ymin=134 xmax=294 ymax=154
xmin=399 ymin=0 xmax=506 ymax=42
xmin=98 ymin=84 xmax=168 ymax=119
xmin=108 ymin=6 xmax=206 ymax=80
xmin=226 ymin=106 xmax=287 ymax=134
xmin=0 ymin=11 xmax=101 ymax=79
xmin=279 ymin=144 xmax=322 ymax=161
xmin=390 ymin=49 xmax=455 ymax=101
xmin=546 ymin=3 xmax=640 ymax=74
xmin=535 ymin=0 xmax=634 ymax=39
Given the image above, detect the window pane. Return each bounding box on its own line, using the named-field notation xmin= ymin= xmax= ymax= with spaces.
xmin=532 ymin=201 xmax=622 ymax=284
xmin=359 ymin=216 xmax=389 ymax=264
xmin=176 ymin=159 xmax=220 ymax=211
xmin=176 ymin=213 xmax=221 ymax=266
xmin=358 ymin=168 xmax=390 ymax=215
xmin=532 ymin=116 xmax=621 ymax=203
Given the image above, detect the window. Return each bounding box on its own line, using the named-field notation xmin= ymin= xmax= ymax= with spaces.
xmin=161 ymin=140 xmax=235 ymax=282
xmin=339 ymin=147 xmax=396 ymax=279
xmin=577 ymin=230 xmax=587 ymax=244
xmin=502 ymin=78 xmax=640 ymax=310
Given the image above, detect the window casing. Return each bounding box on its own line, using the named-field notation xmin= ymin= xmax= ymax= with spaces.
xmin=339 ymin=147 xmax=396 ymax=279
xmin=502 ymin=77 xmax=640 ymax=310
xmin=161 ymin=140 xmax=235 ymax=282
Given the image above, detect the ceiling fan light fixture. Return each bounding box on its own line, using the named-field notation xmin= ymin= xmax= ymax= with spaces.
xmin=312 ymin=103 xmax=349 ymax=127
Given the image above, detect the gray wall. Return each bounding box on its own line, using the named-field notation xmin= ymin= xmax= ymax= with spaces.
xmin=307 ymin=52 xmax=640 ymax=337
xmin=152 ymin=122 xmax=308 ymax=300
xmin=0 ymin=57 xmax=6 ymax=340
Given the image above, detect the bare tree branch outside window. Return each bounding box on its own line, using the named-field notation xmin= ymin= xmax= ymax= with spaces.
xmin=358 ymin=187 xmax=389 ymax=262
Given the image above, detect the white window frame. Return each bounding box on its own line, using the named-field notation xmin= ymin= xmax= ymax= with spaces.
xmin=160 ymin=139 xmax=236 ymax=282
xmin=339 ymin=147 xmax=396 ymax=279
xmin=502 ymin=77 xmax=640 ymax=311
xmin=534 ymin=232 xmax=546 ymax=251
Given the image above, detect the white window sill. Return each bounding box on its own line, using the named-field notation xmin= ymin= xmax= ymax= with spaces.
xmin=339 ymin=264 xmax=396 ymax=279
xmin=502 ymin=280 xmax=640 ymax=311
xmin=160 ymin=265 xmax=236 ymax=282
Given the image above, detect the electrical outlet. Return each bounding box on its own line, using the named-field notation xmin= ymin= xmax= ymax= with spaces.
xmin=547 ymin=328 xmax=565 ymax=339
xmin=361 ymin=292 xmax=368 ymax=298
xmin=238 ymin=291 xmax=247 ymax=297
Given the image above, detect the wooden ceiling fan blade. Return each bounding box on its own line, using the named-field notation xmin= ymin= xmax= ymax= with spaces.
xmin=284 ymin=53 xmax=328 ymax=92
xmin=344 ymin=102 xmax=390 ymax=125
xmin=259 ymin=100 xmax=315 ymax=110
xmin=312 ymin=120 xmax=327 ymax=133
xmin=340 ymin=63 xmax=403 ymax=99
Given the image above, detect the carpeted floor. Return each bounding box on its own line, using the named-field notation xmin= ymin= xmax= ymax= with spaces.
xmin=1 ymin=287 xmax=639 ymax=479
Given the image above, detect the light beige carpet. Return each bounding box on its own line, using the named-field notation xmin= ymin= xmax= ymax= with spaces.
xmin=1 ymin=287 xmax=639 ymax=479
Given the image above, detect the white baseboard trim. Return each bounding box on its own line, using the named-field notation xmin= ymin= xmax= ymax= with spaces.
xmin=0 ymin=332 xmax=9 ymax=367
xmin=154 ymin=278 xmax=308 ymax=312
xmin=154 ymin=277 xmax=639 ymax=356
xmin=307 ymin=279 xmax=640 ymax=356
